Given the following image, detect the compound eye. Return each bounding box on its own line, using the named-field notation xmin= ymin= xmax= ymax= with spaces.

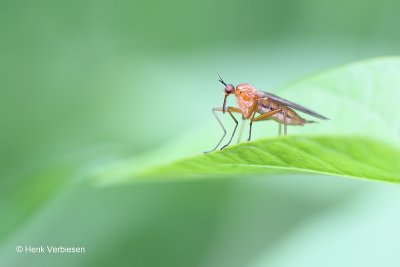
xmin=225 ymin=84 xmax=234 ymax=94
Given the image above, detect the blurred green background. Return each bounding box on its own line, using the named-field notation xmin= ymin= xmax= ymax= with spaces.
xmin=1 ymin=0 xmax=400 ymax=266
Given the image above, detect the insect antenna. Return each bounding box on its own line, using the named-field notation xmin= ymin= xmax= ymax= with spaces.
xmin=218 ymin=73 xmax=227 ymax=86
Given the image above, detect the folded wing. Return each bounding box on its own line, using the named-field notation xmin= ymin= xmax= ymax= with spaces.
xmin=260 ymin=91 xmax=329 ymax=120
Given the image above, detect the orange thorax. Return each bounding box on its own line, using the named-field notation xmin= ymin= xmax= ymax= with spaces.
xmin=234 ymin=83 xmax=259 ymax=119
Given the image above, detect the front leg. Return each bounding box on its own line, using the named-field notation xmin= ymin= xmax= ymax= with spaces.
xmin=204 ymin=107 xmax=242 ymax=153
xmin=220 ymin=107 xmax=242 ymax=150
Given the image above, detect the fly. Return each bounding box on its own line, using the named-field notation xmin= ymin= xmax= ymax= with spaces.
xmin=205 ymin=75 xmax=329 ymax=153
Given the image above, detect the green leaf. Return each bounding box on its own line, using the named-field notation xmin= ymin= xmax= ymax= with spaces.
xmin=92 ymin=57 xmax=400 ymax=184
xmin=277 ymin=56 xmax=400 ymax=144
xmin=137 ymin=136 xmax=400 ymax=183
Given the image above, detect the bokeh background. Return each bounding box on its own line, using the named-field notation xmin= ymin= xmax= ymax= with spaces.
xmin=1 ymin=0 xmax=400 ymax=266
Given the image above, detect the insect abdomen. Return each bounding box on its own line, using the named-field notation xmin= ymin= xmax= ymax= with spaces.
xmin=257 ymin=100 xmax=307 ymax=125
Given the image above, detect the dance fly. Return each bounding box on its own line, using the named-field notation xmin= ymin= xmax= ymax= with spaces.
xmin=205 ymin=75 xmax=329 ymax=153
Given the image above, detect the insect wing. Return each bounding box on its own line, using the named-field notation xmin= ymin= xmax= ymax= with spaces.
xmin=260 ymin=91 xmax=329 ymax=120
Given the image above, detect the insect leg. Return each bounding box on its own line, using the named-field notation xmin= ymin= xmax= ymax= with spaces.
xmin=204 ymin=107 xmax=241 ymax=153
xmin=283 ymin=109 xmax=288 ymax=136
xmin=237 ymin=116 xmax=246 ymax=144
xmin=248 ymin=109 xmax=282 ymax=141
xmin=278 ymin=123 xmax=282 ymax=136
xmin=247 ymin=111 xmax=257 ymax=141
xmin=220 ymin=108 xmax=240 ymax=150
xmin=248 ymin=109 xmax=283 ymax=141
